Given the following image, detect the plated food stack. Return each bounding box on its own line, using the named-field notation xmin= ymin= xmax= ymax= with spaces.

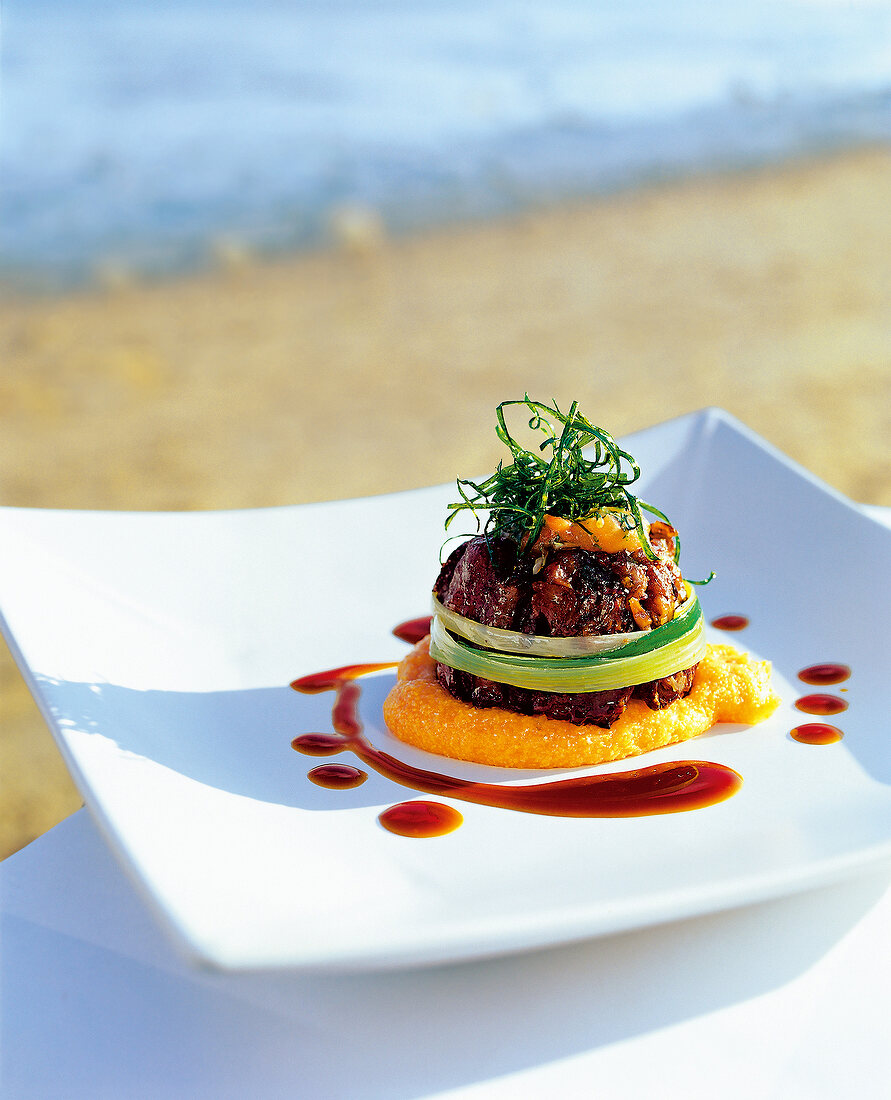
xmin=383 ymin=398 xmax=777 ymax=768
xmin=431 ymin=398 xmax=706 ymax=727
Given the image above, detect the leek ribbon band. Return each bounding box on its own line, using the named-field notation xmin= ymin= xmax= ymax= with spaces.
xmin=432 ymin=591 xmax=701 ymax=657
xmin=429 ymin=597 xmax=706 ymax=693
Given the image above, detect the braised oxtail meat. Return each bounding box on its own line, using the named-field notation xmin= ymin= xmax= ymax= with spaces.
xmin=433 ymin=533 xmax=698 ymax=726
xmin=434 ymin=535 xmax=527 ymax=629
xmin=436 ymin=662 xmax=632 ymax=727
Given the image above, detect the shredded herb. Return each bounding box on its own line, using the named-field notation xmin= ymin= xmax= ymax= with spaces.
xmin=445 ymin=397 xmax=678 ymax=565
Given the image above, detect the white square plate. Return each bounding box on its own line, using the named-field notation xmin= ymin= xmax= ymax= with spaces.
xmin=2 ymin=408 xmax=890 ymax=971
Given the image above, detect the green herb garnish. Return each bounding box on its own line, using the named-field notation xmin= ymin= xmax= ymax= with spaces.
xmin=445 ymin=397 xmax=675 ymax=563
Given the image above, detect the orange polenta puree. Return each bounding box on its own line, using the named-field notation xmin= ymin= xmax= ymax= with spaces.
xmin=382 ymin=637 xmax=779 ymax=769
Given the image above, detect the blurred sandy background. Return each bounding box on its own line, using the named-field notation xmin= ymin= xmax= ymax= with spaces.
xmin=2 ymin=144 xmax=890 ymax=857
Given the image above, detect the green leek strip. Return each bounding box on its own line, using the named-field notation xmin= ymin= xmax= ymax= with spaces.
xmin=429 ymin=607 xmax=706 ymax=693
xmin=432 ymin=591 xmax=700 ymax=658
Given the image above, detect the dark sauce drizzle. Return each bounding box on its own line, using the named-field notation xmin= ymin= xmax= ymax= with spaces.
xmin=290 ymin=624 xmax=744 ymax=833
xmin=292 ymin=662 xmax=398 ymax=693
xmin=291 ymin=713 xmax=741 ymax=820
xmin=791 ymin=665 xmax=850 ymax=744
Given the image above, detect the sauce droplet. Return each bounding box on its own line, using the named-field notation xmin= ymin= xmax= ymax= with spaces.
xmin=798 ymin=663 xmax=850 ymax=686
xmin=710 ymin=614 xmax=749 ymax=631
xmin=308 ymin=763 xmax=368 ymax=789
xmin=795 ymin=693 xmax=848 ymax=716
xmin=392 ymin=617 xmax=433 ymax=645
xmin=291 ymin=732 xmax=348 ymax=757
xmin=379 ymin=801 xmax=463 ymax=837
xmin=791 ymin=723 xmax=843 ymax=745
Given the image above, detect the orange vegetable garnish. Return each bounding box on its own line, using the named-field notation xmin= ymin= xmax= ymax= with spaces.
xmin=536 ymin=512 xmax=643 ymax=555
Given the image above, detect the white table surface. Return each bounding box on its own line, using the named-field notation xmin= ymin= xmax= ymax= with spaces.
xmin=4 ymin=504 xmax=891 ymax=1100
